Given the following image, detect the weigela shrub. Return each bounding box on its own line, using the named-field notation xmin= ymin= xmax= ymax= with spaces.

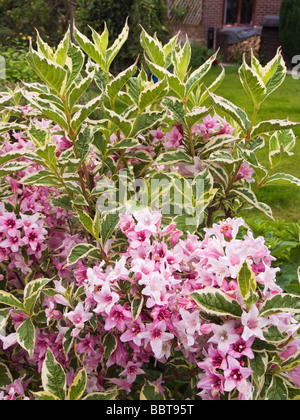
xmin=0 ymin=23 xmax=299 ymax=400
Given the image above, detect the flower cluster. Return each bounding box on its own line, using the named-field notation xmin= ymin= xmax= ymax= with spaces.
xmin=49 ymin=209 xmax=295 ymax=400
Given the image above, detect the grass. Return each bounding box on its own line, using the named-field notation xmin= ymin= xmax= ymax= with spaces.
xmin=203 ymin=65 xmax=300 ymax=223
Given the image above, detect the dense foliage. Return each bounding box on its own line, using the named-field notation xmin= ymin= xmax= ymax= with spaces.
xmin=0 ymin=24 xmax=299 ymax=400
xmin=76 ymin=0 xmax=170 ymax=71
xmin=279 ymin=0 xmax=300 ymax=58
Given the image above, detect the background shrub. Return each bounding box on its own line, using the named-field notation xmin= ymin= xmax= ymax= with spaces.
xmin=279 ymin=0 xmax=300 ymax=58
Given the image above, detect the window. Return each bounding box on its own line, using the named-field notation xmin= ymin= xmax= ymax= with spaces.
xmin=224 ymin=0 xmax=255 ymax=25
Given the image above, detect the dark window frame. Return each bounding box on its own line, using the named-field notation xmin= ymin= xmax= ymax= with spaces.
xmin=223 ymin=0 xmax=257 ymax=26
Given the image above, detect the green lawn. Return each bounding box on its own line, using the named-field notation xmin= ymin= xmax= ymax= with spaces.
xmin=204 ymin=65 xmax=300 ymax=223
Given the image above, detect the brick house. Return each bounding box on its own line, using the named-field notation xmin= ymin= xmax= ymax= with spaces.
xmin=168 ymin=0 xmax=283 ymax=60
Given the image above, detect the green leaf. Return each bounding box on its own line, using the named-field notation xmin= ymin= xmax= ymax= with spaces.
xmin=185 ymin=51 xmax=218 ymax=96
xmin=263 ymin=326 xmax=288 ymax=344
xmin=24 ymin=278 xmax=52 ymax=314
xmin=55 ymin=30 xmax=70 ymax=66
xmin=67 ymin=368 xmax=87 ymax=401
xmin=185 ymin=107 xmax=211 ymax=130
xmin=266 ymin=375 xmax=288 ymax=400
xmin=77 ymin=209 xmax=96 ymax=238
xmin=191 ymin=288 xmax=243 ymax=318
xmin=237 ymin=261 xmax=259 ymax=309
xmin=73 ymin=26 xmax=105 ymax=69
xmin=76 ymin=126 xmax=92 ymax=162
xmin=251 ymin=120 xmax=299 ymax=138
xmin=36 ymin=144 xmax=57 ymax=171
xmin=173 ymin=36 xmax=191 ymax=82
xmin=201 ymin=134 xmax=236 ymax=156
xmin=27 ymin=44 xmax=67 ymax=95
xmin=0 ymin=150 xmax=27 ymax=166
xmin=65 ymin=43 xmax=85 ymax=88
xmin=199 ymin=66 xmax=225 ymax=104
xmin=0 ymin=290 xmax=24 ymax=310
xmin=71 ymin=96 xmax=102 ymax=133
xmin=21 ymin=171 xmax=61 ymax=188
xmin=231 ymin=187 xmax=274 ymax=219
xmin=131 ymin=110 xmax=165 ymax=137
xmin=41 ymin=349 xmax=66 ymax=400
xmin=140 ymin=380 xmax=165 ymax=400
xmin=264 ymin=173 xmax=300 ymax=188
xmin=100 ymin=211 xmax=120 ymax=246
xmin=66 ymin=243 xmax=101 ymax=267
xmin=106 ymin=21 xmax=129 ymax=70
xmin=259 ymin=293 xmax=300 ymax=317
xmin=103 ymin=333 xmax=118 ymax=360
xmin=140 ymin=27 xmax=165 ymax=67
xmin=155 ymin=151 xmax=192 ymax=166
xmin=144 ymin=58 xmax=185 ymax=99
xmin=107 ymin=138 xmax=140 ymax=155
xmin=253 ymin=48 xmax=286 ymax=100
xmin=162 ymin=97 xmax=185 ymax=126
xmin=83 ymin=391 xmax=118 ymax=400
xmin=239 ymin=55 xmax=267 ymax=106
xmin=250 ymin=351 xmax=268 ymax=396
xmin=0 ymin=162 xmax=29 ymax=178
xmin=68 ymin=70 xmax=95 ymax=111
xmin=0 ymin=363 xmax=13 ymax=388
xmin=89 ymin=23 xmax=109 ymax=57
xmin=32 ymin=391 xmax=60 ymax=401
xmin=131 ymin=296 xmax=144 ymax=320
xmin=210 ymin=92 xmax=251 ymax=135
xmin=103 ymin=107 xmax=132 ymax=137
xmin=16 ymin=318 xmax=36 ymax=358
xmin=138 ymin=77 xmax=168 ymax=112
xmin=106 ymin=61 xmax=137 ymax=103
xmin=28 ymin=123 xmax=49 ymax=147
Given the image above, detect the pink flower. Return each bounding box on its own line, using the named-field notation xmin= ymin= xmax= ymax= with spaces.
xmin=138 ymin=320 xmax=174 ymax=360
xmin=0 ymin=212 xmax=22 ymax=237
xmin=133 ymin=208 xmax=162 ymax=234
xmin=93 ymin=282 xmax=119 ymax=315
xmin=197 ymin=344 xmax=228 ymax=373
xmin=20 ymin=213 xmax=40 ymax=231
xmin=139 ymin=271 xmax=167 ymax=307
xmin=224 ymin=356 xmax=253 ymax=396
xmin=150 ymin=127 xmax=165 ymax=144
xmin=104 ymin=304 xmax=132 ymax=332
xmin=208 ymin=321 xmax=240 ymax=354
xmin=0 ymin=333 xmax=18 ymax=350
xmin=197 ymin=372 xmax=225 ymax=399
xmin=118 ymin=212 xmax=136 ymax=234
xmin=236 ymin=162 xmax=255 ymax=183
xmin=241 ymin=305 xmax=270 ymax=341
xmin=120 ymin=319 xmax=146 ymax=346
xmin=256 ymin=264 xmax=282 ymax=295
xmin=1 ymin=231 xmax=23 ymax=253
xmin=217 ymin=117 xmax=235 ymax=136
xmin=65 ymin=302 xmax=93 ymax=336
xmin=120 ymin=361 xmax=144 ymax=383
xmin=23 ymin=228 xmax=47 ymax=252
xmin=177 ymin=156 xmax=206 ymax=176
xmin=228 ymin=336 xmax=255 ymax=359
xmin=193 ymin=114 xmax=222 ymax=140
xmin=164 ymin=126 xmax=183 ymax=150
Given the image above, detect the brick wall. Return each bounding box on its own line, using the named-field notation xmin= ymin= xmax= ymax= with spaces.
xmin=254 ymin=0 xmax=282 ymax=26
xmin=170 ymin=0 xmax=283 ymax=44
